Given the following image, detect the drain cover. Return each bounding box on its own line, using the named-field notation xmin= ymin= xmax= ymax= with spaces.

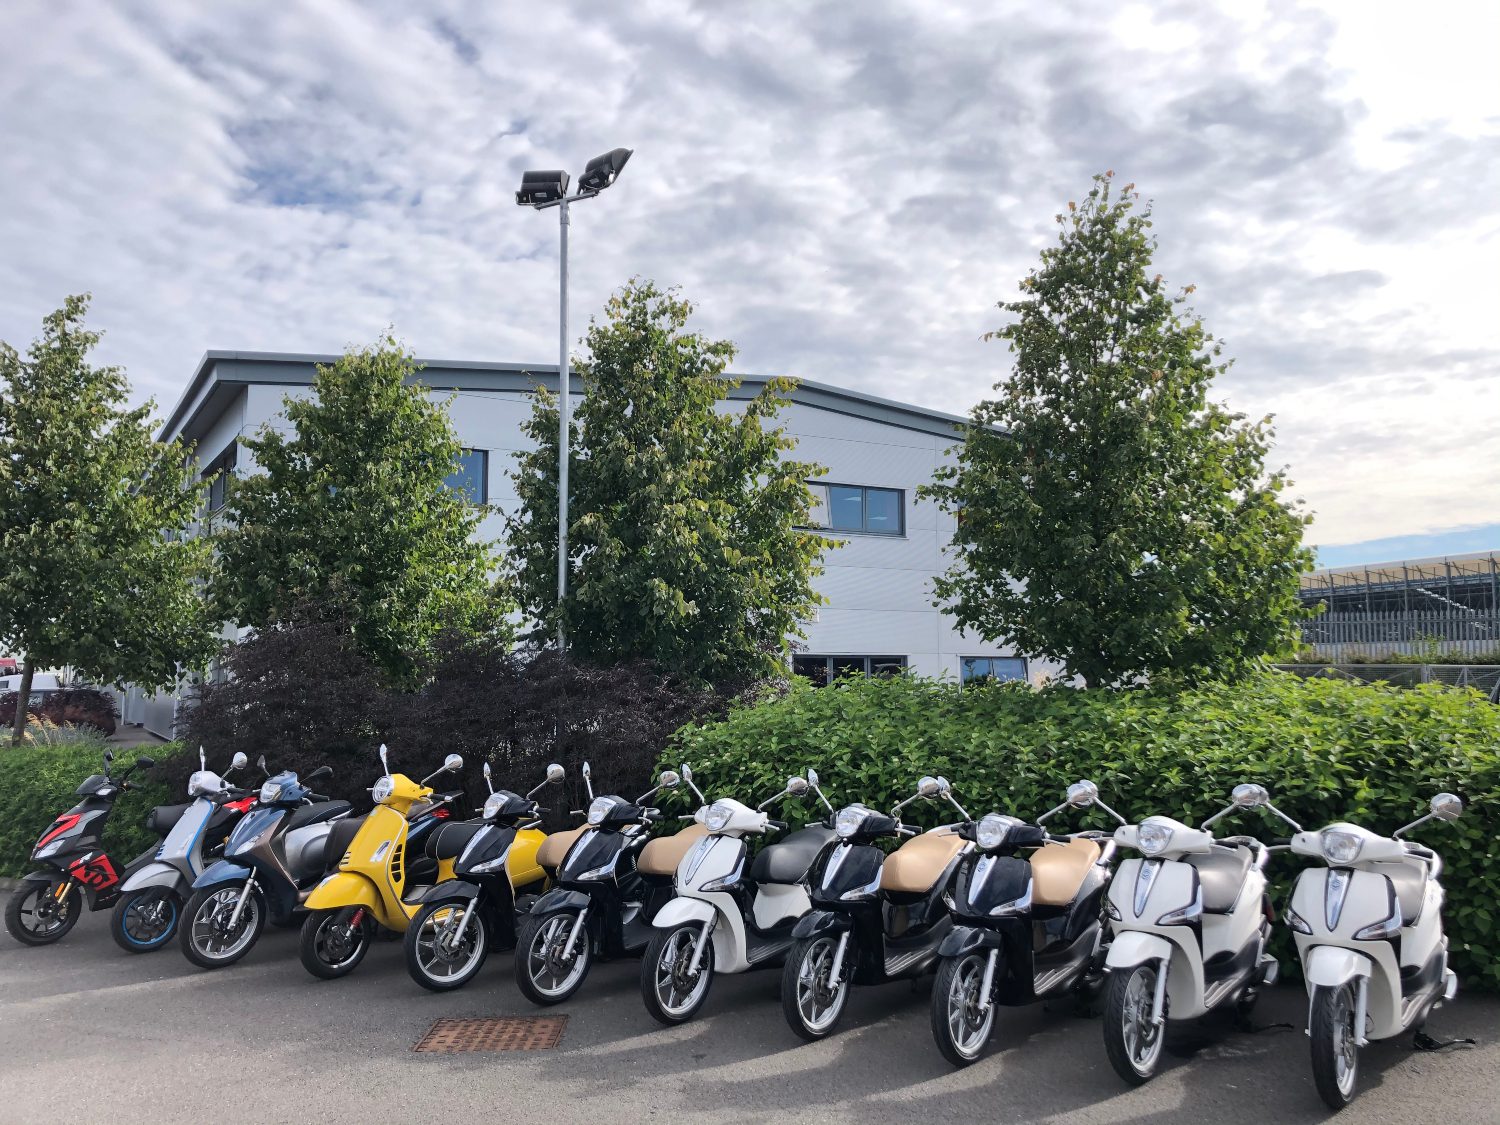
xmin=412 ymin=1016 xmax=568 ymax=1053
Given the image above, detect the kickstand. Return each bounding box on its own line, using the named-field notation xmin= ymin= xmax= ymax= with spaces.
xmin=1414 ymin=1029 xmax=1477 ymax=1052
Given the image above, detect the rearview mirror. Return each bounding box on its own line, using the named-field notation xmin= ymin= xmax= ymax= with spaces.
xmin=546 ymin=763 xmax=565 ymax=784
xmin=1431 ymin=792 xmax=1463 ymax=821
xmin=378 ymin=744 xmax=390 ymax=771
xmin=659 ymin=770 xmax=680 ymax=789
xmin=103 ymin=750 xmax=115 ymax=765
xmin=1231 ymin=783 xmax=1270 ymax=808
xmin=786 ymin=776 xmax=809 ymax=796
xmin=135 ymin=755 xmax=155 ymax=769
xmin=443 ymin=753 xmax=463 ymax=773
xmin=257 ymin=754 xmax=268 ymax=774
xmin=935 ymin=776 xmax=952 ymax=795
xmin=231 ymin=752 xmax=248 ymax=771
xmin=807 ymin=768 xmax=819 ymax=787
xmin=680 ymin=764 xmax=692 ymax=783
xmin=1066 ymin=780 xmax=1099 ymax=807
xmin=199 ymin=745 xmax=207 ymax=770
xmin=582 ymin=761 xmax=592 ymax=779
xmin=307 ymin=765 xmax=332 ymax=783
xmin=916 ymin=775 xmax=940 ymax=797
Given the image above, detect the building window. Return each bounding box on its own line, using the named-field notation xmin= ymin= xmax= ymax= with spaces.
xmin=961 ymin=656 xmax=1028 ymax=684
xmin=804 ymin=482 xmax=904 ymax=536
xmin=445 ymin=449 xmax=488 ymax=504
xmin=793 ymin=655 xmax=907 ymax=686
xmin=203 ymin=442 xmax=238 ymax=513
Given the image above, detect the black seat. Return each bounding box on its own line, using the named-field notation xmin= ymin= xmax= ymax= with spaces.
xmin=426 ymin=820 xmax=488 ymax=862
xmin=1186 ymin=847 xmax=1253 ymax=914
xmin=321 ymin=816 xmax=365 ymax=870
xmin=1384 ymin=863 xmax=1425 ymax=927
xmin=751 ymin=826 xmax=836 ymax=886
xmin=284 ymin=800 xmax=352 ymax=834
xmin=145 ymin=803 xmax=188 ymax=835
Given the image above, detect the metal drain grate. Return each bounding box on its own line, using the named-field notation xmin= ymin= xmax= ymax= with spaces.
xmin=412 ymin=1016 xmax=568 ymax=1053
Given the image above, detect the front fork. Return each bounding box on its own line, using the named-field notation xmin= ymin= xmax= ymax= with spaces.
xmin=827 ymin=931 xmax=851 ymax=988
xmin=1151 ymin=957 xmax=1170 ymax=1026
xmin=443 ymin=898 xmax=481 ymax=952
xmin=974 ymin=947 xmax=1000 ymax=1014
xmin=563 ymin=905 xmax=591 ymax=961
xmin=226 ymin=873 xmax=257 ymax=930
xmin=1306 ymin=975 xmax=1370 ymax=1047
xmin=689 ymin=915 xmax=716 ymax=973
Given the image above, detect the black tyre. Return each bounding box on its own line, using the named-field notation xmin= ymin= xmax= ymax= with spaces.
xmin=1103 ymin=962 xmax=1166 ymax=1085
xmin=179 ymin=884 xmax=266 ymax=969
xmin=405 ymin=898 xmax=489 ymax=992
xmin=1310 ymin=983 xmax=1360 ymax=1110
xmin=781 ymin=934 xmax=852 ymax=1041
xmin=514 ymin=910 xmax=592 ymax=1006
xmin=298 ymin=906 xmax=373 ymax=980
xmin=930 ymin=952 xmax=996 ymax=1067
xmin=110 ymin=888 xmax=181 ymax=953
xmin=5 ymin=878 xmax=82 ymax=946
xmin=641 ymin=922 xmax=715 ymax=1025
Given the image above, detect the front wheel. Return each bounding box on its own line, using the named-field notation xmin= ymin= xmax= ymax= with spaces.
xmin=405 ymin=899 xmax=489 ymax=992
xmin=298 ymin=906 xmax=373 ymax=980
xmin=782 ymin=933 xmax=852 ymax=1041
xmin=180 ymin=884 xmax=265 ymax=969
xmin=5 ymin=877 xmax=82 ymax=946
xmin=110 ymin=888 xmax=181 ymax=953
xmin=930 ymin=952 xmax=997 ymax=1067
xmin=514 ymin=910 xmax=592 ymax=1005
xmin=1103 ymin=962 xmax=1166 ymax=1085
xmin=641 ymin=923 xmax=715 ymax=1025
xmin=1310 ymin=983 xmax=1360 ymax=1109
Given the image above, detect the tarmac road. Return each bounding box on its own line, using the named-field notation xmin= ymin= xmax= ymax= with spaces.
xmin=1 ymin=916 xmax=1495 ymax=1125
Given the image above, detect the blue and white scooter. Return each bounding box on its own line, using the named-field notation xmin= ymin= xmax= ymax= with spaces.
xmin=108 ymin=748 xmax=253 ymax=953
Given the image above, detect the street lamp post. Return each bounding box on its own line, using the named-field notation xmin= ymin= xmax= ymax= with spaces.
xmin=516 ymin=147 xmax=632 ymax=650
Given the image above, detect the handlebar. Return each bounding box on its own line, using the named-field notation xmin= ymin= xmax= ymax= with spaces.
xmin=766 ymin=818 xmax=788 ymax=833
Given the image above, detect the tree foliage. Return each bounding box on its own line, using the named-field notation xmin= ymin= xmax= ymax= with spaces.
xmin=508 ymin=280 xmax=828 ymax=685
xmin=0 ymin=295 xmax=218 ymax=739
xmin=923 ymin=174 xmax=1313 ymax=686
xmin=211 ymin=338 xmax=506 ymax=684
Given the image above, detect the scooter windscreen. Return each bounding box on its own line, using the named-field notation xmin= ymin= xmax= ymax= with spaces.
xmin=74 ymin=774 xmax=119 ymax=798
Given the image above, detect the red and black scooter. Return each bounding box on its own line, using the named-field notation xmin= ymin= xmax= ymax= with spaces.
xmin=4 ymin=748 xmax=227 ymax=946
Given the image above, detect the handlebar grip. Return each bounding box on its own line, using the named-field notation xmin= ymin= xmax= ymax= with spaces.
xmin=766 ymin=819 xmax=788 ymax=832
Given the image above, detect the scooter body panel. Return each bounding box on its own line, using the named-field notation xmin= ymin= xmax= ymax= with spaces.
xmin=121 ymin=798 xmax=218 ymax=895
xmin=505 ymin=826 xmax=547 ymax=888
xmin=306 ymin=804 xmax=416 ymax=931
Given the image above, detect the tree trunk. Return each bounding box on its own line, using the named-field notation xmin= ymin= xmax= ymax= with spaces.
xmin=11 ymin=657 xmax=34 ymax=744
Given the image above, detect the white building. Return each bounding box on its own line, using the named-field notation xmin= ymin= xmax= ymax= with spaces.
xmin=144 ymin=350 xmax=1035 ymax=727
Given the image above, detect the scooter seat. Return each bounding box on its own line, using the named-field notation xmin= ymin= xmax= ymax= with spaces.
xmin=881 ymin=831 xmax=966 ymax=894
xmin=321 ymin=816 xmax=365 ymax=870
xmin=1376 ymin=861 xmax=1425 ymax=926
xmin=1186 ymin=847 xmax=1253 ymax=914
xmin=638 ymin=823 xmax=708 ymax=877
xmin=283 ymin=800 xmax=352 ymax=834
xmin=536 ymin=826 xmax=588 ymax=871
xmin=1030 ymin=836 xmax=1101 ymax=906
xmin=750 ymin=825 xmax=836 ymax=885
xmin=426 ymin=819 xmax=489 ymax=861
xmin=145 ymin=803 xmax=188 ymax=835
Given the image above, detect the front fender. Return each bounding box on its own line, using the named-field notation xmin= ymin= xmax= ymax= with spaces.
xmin=120 ymin=861 xmax=184 ymax=894
xmin=303 ymin=871 xmax=380 ymax=912
xmin=649 ymin=896 xmax=718 ymax=930
xmin=938 ymin=924 xmax=1004 ymax=959
xmin=527 ymin=887 xmax=592 ymax=918
xmin=1304 ymin=944 xmax=1373 ymax=989
xmin=407 ymin=879 xmax=481 ymax=906
xmin=791 ymin=909 xmax=852 ymax=941
xmin=191 ymin=860 xmax=252 ymax=891
xmin=1105 ymin=930 xmax=1174 ymax=970
xmin=21 ymin=869 xmax=60 ymax=885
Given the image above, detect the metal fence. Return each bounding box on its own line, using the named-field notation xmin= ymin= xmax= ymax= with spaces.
xmin=1297 ymin=608 xmax=1500 ymax=661
xmin=1274 ymin=663 xmax=1500 ymax=703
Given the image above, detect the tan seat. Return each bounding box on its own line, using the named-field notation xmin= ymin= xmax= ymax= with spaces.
xmin=536 ymin=826 xmax=588 ymax=870
xmin=880 ymin=832 xmax=967 ymax=893
xmin=1030 ymin=836 xmax=1101 ymax=906
xmin=638 ymin=823 xmax=708 ymax=876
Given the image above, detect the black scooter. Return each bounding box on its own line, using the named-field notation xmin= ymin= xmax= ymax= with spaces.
xmin=929 ymin=780 xmax=1124 ymax=1066
xmin=513 ymin=762 xmax=688 ymax=1005
xmin=781 ymin=775 xmax=974 ymax=1040
xmin=402 ymin=761 xmax=565 ymax=991
xmin=5 ymin=749 xmax=163 ymax=945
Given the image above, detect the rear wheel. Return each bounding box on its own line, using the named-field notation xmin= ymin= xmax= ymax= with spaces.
xmin=405 ymin=898 xmax=489 ymax=992
xmin=782 ymin=934 xmax=852 ymax=1041
xmin=180 ymin=884 xmax=265 ymax=969
xmin=1310 ymin=983 xmax=1360 ymax=1109
xmin=931 ymin=952 xmax=996 ymax=1067
xmin=5 ymin=878 xmax=82 ymax=946
xmin=641 ymin=923 xmax=715 ymax=1025
xmin=514 ymin=910 xmax=592 ymax=1005
xmin=110 ymin=888 xmax=181 ymax=953
xmin=1103 ymin=962 xmax=1166 ymax=1085
xmin=298 ymin=906 xmax=373 ymax=979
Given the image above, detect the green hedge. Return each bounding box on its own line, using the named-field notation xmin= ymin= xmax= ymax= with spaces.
xmin=670 ymin=672 xmax=1500 ymax=988
xmin=0 ymin=741 xmax=188 ymax=879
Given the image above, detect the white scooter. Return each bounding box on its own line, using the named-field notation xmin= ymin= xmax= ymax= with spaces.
xmin=1281 ymin=792 xmax=1465 ymax=1109
xmin=639 ymin=769 xmax=837 ymax=1024
xmin=1101 ymin=783 xmax=1281 ymax=1085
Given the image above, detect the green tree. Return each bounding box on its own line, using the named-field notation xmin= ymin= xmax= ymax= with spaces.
xmin=0 ymin=295 xmax=218 ymax=741
xmin=922 ymin=174 xmax=1313 ymax=687
xmin=211 ymin=338 xmax=505 ymax=684
xmin=508 ymin=280 xmax=827 ymax=684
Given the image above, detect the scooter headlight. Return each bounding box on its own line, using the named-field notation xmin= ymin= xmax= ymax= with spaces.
xmin=483 ymin=791 xmax=508 ymax=820
xmin=259 ymin=780 xmax=284 ymax=804
xmin=371 ymin=775 xmax=396 ymax=804
xmin=587 ymin=796 xmax=615 ymax=826
xmin=703 ymin=801 xmax=734 ymax=833
xmin=975 ymin=814 xmax=1013 ymax=851
xmin=34 ymin=838 xmax=66 ymax=859
xmin=1320 ymin=828 xmax=1363 ymax=866
xmin=1136 ymin=819 xmax=1175 ymax=856
xmin=188 ymin=770 xmax=223 ymax=798
xmin=835 ymin=805 xmax=868 ymax=839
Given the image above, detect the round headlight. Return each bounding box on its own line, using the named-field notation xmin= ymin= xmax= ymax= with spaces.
xmin=704 ymin=801 xmax=734 ymax=833
xmin=976 ymin=814 xmax=1012 ymax=851
xmin=587 ymin=796 xmax=614 ymax=826
xmin=371 ymin=775 xmax=396 ymax=804
xmin=1321 ymin=828 xmax=1363 ymax=866
xmin=1137 ymin=819 xmax=1175 ymax=856
xmin=188 ymin=770 xmax=222 ymax=798
xmin=258 ymin=780 xmax=283 ymax=804
xmin=834 ymin=805 xmax=867 ymax=839
xmin=483 ymin=791 xmax=508 ymax=820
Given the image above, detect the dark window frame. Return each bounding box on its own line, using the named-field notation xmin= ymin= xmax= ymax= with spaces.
xmin=792 ymin=654 xmax=908 ymax=686
xmin=802 ymin=481 xmax=906 ymax=537
xmin=445 ymin=448 xmax=489 ymax=505
xmin=960 ymin=656 xmax=1029 ymax=685
xmin=203 ymin=441 xmax=238 ymax=514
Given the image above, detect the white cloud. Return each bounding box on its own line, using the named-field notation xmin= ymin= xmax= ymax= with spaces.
xmin=0 ymin=0 xmax=1495 ymax=547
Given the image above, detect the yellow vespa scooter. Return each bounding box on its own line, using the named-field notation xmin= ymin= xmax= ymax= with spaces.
xmin=298 ymin=745 xmax=464 ymax=980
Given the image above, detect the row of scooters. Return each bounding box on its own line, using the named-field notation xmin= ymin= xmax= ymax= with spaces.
xmin=6 ymin=743 xmax=1467 ymax=1110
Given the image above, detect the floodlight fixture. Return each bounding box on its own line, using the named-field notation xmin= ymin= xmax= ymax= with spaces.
xmin=515 ymin=170 xmax=570 ymax=207
xmin=576 ymin=147 xmax=633 ymax=194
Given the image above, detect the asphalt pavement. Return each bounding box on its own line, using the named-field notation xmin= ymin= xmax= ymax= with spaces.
xmin=1 ymin=915 xmax=1496 ymax=1125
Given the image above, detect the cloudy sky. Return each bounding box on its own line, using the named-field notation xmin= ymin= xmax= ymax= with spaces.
xmin=1 ymin=0 xmax=1496 ymax=563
